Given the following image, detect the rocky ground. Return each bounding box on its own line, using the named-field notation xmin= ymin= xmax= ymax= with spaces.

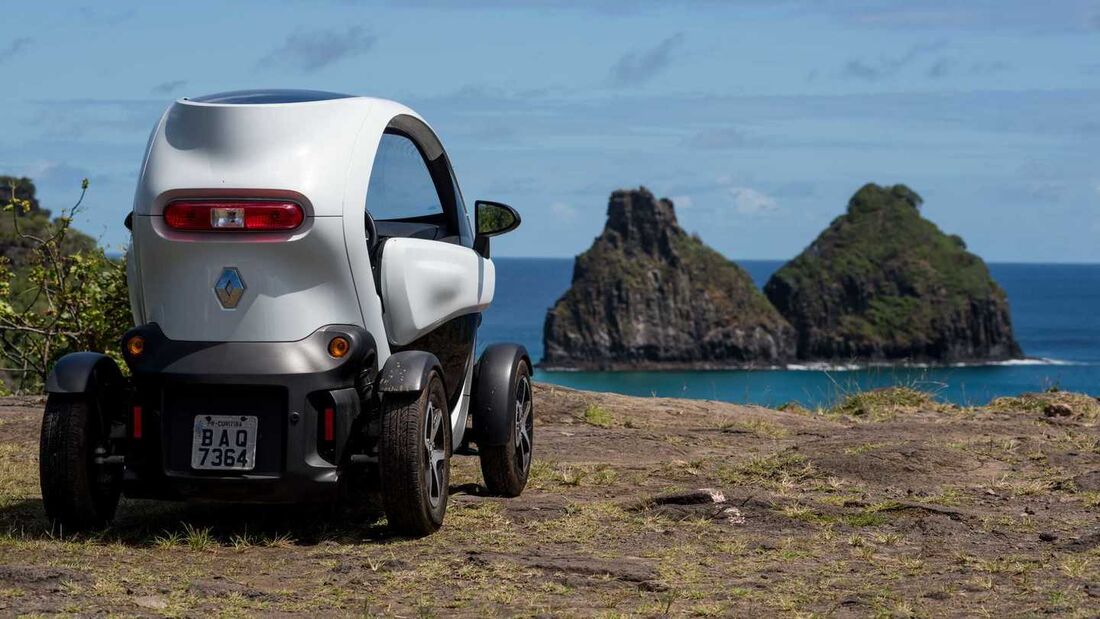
xmin=0 ymin=386 xmax=1098 ymax=616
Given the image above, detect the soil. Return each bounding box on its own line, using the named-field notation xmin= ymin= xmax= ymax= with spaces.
xmin=0 ymin=386 xmax=1097 ymax=616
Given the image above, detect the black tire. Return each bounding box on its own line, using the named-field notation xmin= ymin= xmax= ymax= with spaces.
xmin=479 ymin=361 xmax=533 ymax=497
xmin=39 ymin=393 xmax=121 ymax=532
xmin=378 ymin=372 xmax=451 ymax=536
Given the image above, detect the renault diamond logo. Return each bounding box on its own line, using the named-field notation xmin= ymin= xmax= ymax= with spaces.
xmin=214 ymin=267 xmax=246 ymax=309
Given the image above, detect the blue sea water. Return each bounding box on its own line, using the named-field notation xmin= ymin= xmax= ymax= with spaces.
xmin=479 ymin=258 xmax=1100 ymax=407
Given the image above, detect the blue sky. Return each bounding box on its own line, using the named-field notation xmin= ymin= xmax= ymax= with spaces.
xmin=3 ymin=1 xmax=1099 ymax=262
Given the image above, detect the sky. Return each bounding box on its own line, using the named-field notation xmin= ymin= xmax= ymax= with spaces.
xmin=2 ymin=0 xmax=1099 ymax=262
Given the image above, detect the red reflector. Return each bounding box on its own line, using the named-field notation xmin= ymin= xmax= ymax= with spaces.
xmin=323 ymin=407 xmax=334 ymax=442
xmin=132 ymin=406 xmax=143 ymax=439
xmin=163 ymin=200 xmax=304 ymax=231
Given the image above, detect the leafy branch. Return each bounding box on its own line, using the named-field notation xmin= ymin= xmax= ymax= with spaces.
xmin=0 ymin=178 xmax=130 ymax=393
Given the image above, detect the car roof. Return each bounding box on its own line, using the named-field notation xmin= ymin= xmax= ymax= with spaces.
xmin=185 ymin=89 xmax=356 ymax=105
xmin=135 ymin=91 xmax=436 ymax=218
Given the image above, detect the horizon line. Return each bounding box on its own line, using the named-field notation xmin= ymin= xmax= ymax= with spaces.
xmin=490 ymin=256 xmax=1100 ymax=266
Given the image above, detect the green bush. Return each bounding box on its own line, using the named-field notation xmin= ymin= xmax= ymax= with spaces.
xmin=0 ymin=178 xmax=130 ymax=393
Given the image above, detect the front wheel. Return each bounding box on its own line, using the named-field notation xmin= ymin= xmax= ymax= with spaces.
xmin=39 ymin=394 xmax=121 ymax=532
xmin=479 ymin=361 xmax=533 ymax=497
xmin=378 ymin=372 xmax=451 ymax=536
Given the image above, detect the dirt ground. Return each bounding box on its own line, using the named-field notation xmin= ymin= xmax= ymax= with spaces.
xmin=0 ymin=385 xmax=1098 ymax=617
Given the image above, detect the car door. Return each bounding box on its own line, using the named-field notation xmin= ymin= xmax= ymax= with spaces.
xmin=368 ymin=129 xmax=493 ymax=403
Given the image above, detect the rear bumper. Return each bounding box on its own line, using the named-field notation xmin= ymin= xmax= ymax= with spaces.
xmin=120 ymin=323 xmax=376 ymax=503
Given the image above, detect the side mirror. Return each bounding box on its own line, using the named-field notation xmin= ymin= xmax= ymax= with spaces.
xmin=474 ymin=200 xmax=520 ymax=258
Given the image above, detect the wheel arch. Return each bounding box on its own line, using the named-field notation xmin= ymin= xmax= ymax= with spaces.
xmin=378 ymin=350 xmax=444 ymax=394
xmin=471 ymin=343 xmax=531 ymax=447
xmin=44 ymin=351 xmax=127 ymax=440
xmin=46 ymin=352 xmax=125 ymax=396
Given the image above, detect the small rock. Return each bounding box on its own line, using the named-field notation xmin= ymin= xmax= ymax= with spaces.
xmin=721 ymin=506 xmax=746 ymax=525
xmin=1039 ymin=532 xmax=1057 ymax=542
xmin=1044 ymin=403 xmax=1073 ymax=417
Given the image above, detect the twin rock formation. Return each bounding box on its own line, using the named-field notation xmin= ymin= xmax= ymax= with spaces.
xmin=542 ymin=184 xmax=1020 ymax=369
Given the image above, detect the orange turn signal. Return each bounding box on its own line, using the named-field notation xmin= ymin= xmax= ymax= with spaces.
xmin=327 ymin=336 xmax=350 ymax=359
xmin=126 ymin=335 xmax=145 ymax=357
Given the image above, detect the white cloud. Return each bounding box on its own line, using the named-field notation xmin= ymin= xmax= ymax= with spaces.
xmin=258 ymin=26 xmax=377 ymax=72
xmin=728 ymin=187 xmax=778 ymax=215
xmin=550 ymin=202 xmax=578 ymax=221
xmin=608 ymin=33 xmax=685 ymax=87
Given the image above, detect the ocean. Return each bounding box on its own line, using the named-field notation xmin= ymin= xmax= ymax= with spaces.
xmin=479 ymin=258 xmax=1100 ymax=407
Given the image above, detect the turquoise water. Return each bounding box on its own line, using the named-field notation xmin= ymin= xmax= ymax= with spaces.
xmin=480 ymin=258 xmax=1100 ymax=407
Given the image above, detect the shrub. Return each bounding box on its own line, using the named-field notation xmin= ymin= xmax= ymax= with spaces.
xmin=0 ymin=178 xmax=130 ymax=393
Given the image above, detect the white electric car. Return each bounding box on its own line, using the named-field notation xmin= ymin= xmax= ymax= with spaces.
xmin=38 ymin=90 xmax=533 ymax=536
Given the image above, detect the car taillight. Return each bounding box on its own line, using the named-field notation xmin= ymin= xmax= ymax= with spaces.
xmin=132 ymin=406 xmax=143 ymax=439
xmin=323 ymin=407 xmax=335 ymax=442
xmin=163 ymin=200 xmax=304 ymax=231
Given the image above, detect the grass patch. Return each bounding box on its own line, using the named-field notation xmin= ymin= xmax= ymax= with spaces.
xmin=991 ymin=474 xmax=1068 ymax=498
xmin=528 ymin=461 xmax=618 ymax=489
xmin=843 ymin=512 xmax=887 ymax=527
xmin=923 ymin=487 xmax=966 ymax=506
xmin=776 ymin=401 xmax=812 ymax=416
xmin=964 ymin=555 xmax=1041 ymax=576
xmin=583 ymin=404 xmax=614 ymax=428
xmin=987 ymin=391 xmax=1100 ymax=420
xmin=721 ymin=452 xmax=819 ymax=491
xmin=721 ymin=418 xmax=788 ymax=439
xmin=778 ymin=502 xmax=888 ymax=528
xmin=827 ymin=387 xmax=936 ymax=419
xmin=528 ymin=501 xmax=628 ymax=544
xmin=183 ymin=522 xmax=215 ymax=551
xmin=843 ymin=442 xmax=887 ymax=456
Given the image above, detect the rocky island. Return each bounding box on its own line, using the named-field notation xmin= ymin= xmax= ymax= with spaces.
xmin=542 ymin=187 xmax=794 ymax=369
xmin=764 ymin=183 xmax=1021 ymax=364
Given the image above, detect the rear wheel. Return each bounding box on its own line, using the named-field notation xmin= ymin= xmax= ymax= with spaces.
xmin=378 ymin=372 xmax=451 ymax=536
xmin=39 ymin=394 xmax=121 ymax=532
xmin=479 ymin=361 xmax=533 ymax=497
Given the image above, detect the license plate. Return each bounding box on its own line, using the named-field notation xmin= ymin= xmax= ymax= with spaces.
xmin=191 ymin=415 xmax=258 ymax=471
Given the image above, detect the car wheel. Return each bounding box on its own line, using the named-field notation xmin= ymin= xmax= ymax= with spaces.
xmin=39 ymin=393 xmax=121 ymax=533
xmin=479 ymin=361 xmax=533 ymax=497
xmin=378 ymin=371 xmax=451 ymax=536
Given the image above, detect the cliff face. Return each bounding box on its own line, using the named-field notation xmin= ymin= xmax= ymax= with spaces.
xmin=764 ymin=183 xmax=1021 ymax=363
xmin=542 ymin=188 xmax=795 ymax=369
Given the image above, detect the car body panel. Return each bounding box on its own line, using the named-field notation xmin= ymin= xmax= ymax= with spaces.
xmin=379 ymin=237 xmax=494 ymax=346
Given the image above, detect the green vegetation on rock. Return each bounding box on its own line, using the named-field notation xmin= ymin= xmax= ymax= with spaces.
xmin=764 ymin=183 xmax=1021 ymax=363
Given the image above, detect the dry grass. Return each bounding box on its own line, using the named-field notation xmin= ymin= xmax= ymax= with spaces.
xmin=827 ymin=387 xmax=940 ymax=419
xmin=0 ymin=386 xmax=1097 ymax=616
xmin=987 ymin=391 xmax=1100 ymax=420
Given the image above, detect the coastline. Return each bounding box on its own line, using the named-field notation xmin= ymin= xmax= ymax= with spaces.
xmin=537 ymin=355 xmax=1074 ymax=373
